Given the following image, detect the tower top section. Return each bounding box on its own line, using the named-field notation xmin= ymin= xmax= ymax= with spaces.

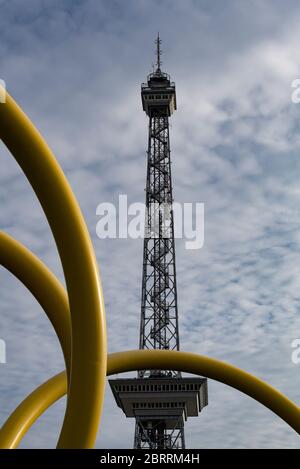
xmin=141 ymin=35 xmax=177 ymax=117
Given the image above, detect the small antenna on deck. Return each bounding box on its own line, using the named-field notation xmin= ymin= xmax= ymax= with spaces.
xmin=154 ymin=33 xmax=162 ymax=73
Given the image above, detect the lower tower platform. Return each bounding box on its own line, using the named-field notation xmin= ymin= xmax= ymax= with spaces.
xmin=109 ymin=376 xmax=208 ymax=448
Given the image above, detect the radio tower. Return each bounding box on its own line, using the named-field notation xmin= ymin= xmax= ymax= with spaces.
xmin=109 ymin=35 xmax=208 ymax=449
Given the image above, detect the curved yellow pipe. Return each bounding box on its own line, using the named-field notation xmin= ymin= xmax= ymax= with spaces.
xmin=0 ymin=92 xmax=106 ymax=448
xmin=0 ymin=372 xmax=66 ymax=449
xmin=0 ymin=350 xmax=299 ymax=448
xmin=0 ymin=231 xmax=71 ymax=375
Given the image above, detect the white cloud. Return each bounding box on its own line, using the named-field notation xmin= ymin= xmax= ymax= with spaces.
xmin=1 ymin=0 xmax=300 ymax=448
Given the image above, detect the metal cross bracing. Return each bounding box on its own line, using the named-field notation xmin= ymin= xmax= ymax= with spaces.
xmin=138 ymin=110 xmax=180 ymax=377
xmin=135 ymin=102 xmax=185 ymax=447
xmin=134 ymin=417 xmax=185 ymax=449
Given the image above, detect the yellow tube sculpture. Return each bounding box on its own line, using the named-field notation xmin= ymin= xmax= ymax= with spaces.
xmin=0 ymin=231 xmax=71 ymax=376
xmin=0 ymin=84 xmax=299 ymax=448
xmin=0 ymin=89 xmax=107 ymax=448
xmin=0 ymin=350 xmax=300 ymax=449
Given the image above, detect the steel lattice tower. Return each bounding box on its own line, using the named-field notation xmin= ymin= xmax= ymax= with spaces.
xmin=135 ymin=34 xmax=184 ymax=448
xmin=139 ymin=36 xmax=179 ymax=365
xmin=109 ymin=35 xmax=208 ymax=450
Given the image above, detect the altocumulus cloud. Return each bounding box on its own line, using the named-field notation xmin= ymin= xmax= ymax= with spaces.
xmin=0 ymin=0 xmax=300 ymax=448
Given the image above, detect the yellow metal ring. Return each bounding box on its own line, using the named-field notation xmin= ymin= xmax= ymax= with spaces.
xmin=0 ymin=350 xmax=299 ymax=448
xmin=0 ymin=231 xmax=71 ymax=376
xmin=0 ymin=91 xmax=106 ymax=448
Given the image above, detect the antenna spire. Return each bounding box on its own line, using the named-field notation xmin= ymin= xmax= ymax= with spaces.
xmin=155 ymin=33 xmax=162 ymax=73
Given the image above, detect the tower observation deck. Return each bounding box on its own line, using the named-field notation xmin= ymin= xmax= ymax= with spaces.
xmin=109 ymin=35 xmax=208 ymax=449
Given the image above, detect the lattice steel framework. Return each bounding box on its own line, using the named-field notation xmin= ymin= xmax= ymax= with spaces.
xmin=139 ymin=112 xmax=180 ymax=362
xmin=134 ymin=35 xmax=185 ymax=449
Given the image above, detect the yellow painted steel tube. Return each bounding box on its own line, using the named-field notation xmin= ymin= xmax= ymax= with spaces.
xmin=109 ymin=350 xmax=300 ymax=435
xmin=0 ymin=372 xmax=66 ymax=449
xmin=0 ymin=231 xmax=71 ymax=375
xmin=0 ymin=91 xmax=106 ymax=448
xmin=0 ymin=350 xmax=299 ymax=448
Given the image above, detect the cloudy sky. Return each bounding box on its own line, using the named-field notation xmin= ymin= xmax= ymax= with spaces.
xmin=1 ymin=0 xmax=300 ymax=448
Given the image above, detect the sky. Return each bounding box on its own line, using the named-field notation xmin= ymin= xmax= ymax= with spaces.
xmin=0 ymin=0 xmax=300 ymax=448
